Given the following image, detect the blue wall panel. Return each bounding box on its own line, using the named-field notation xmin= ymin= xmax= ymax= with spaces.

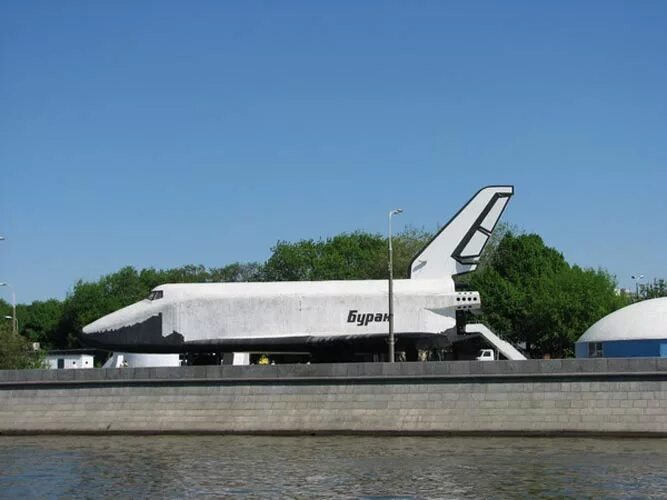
xmin=575 ymin=343 xmax=588 ymax=358
xmin=603 ymin=340 xmax=660 ymax=358
xmin=576 ymin=339 xmax=665 ymax=358
xmin=661 ymin=344 xmax=667 ymax=358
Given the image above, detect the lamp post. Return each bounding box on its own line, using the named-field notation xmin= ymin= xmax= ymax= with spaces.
xmin=3 ymin=315 xmax=17 ymax=332
xmin=0 ymin=283 xmax=16 ymax=335
xmin=631 ymin=274 xmax=645 ymax=300
xmin=388 ymin=208 xmax=403 ymax=363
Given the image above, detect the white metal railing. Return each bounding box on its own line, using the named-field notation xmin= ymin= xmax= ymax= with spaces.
xmin=465 ymin=323 xmax=527 ymax=360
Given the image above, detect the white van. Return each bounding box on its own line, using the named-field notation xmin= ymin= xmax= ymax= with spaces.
xmin=476 ymin=349 xmax=496 ymax=361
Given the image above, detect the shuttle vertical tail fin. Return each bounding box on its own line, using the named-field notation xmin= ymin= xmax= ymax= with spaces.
xmin=409 ymin=186 xmax=514 ymax=279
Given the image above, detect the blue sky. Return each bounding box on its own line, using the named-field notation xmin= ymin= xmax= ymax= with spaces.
xmin=1 ymin=1 xmax=665 ymax=303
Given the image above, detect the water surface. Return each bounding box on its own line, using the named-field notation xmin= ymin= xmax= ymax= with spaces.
xmin=1 ymin=435 xmax=666 ymax=498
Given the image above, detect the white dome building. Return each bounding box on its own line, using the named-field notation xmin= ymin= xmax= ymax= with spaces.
xmin=576 ymin=297 xmax=667 ymax=358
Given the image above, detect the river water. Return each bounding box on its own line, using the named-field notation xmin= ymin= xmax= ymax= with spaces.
xmin=1 ymin=435 xmax=666 ymax=498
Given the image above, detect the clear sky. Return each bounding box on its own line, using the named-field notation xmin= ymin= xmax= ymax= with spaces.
xmin=1 ymin=1 xmax=665 ymax=303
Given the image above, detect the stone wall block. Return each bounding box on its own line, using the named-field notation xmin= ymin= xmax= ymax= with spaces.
xmin=2 ymin=361 xmax=667 ymax=434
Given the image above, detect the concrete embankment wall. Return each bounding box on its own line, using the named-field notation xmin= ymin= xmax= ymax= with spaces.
xmin=2 ymin=358 xmax=667 ymax=435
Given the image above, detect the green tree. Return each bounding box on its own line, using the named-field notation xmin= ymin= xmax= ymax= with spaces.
xmin=209 ymin=262 xmax=264 ymax=283
xmin=639 ymin=279 xmax=667 ymax=300
xmin=0 ymin=299 xmax=13 ymax=332
xmin=263 ymin=233 xmax=384 ymax=281
xmin=16 ymin=299 xmax=64 ymax=348
xmin=262 ymin=229 xmax=432 ymax=282
xmin=469 ymin=233 xmax=627 ymax=358
xmin=0 ymin=321 xmax=46 ymax=369
xmin=391 ymin=227 xmax=433 ymax=278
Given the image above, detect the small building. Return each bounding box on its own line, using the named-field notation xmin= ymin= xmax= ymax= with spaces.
xmin=46 ymin=350 xmax=95 ymax=369
xmin=576 ymin=297 xmax=667 ymax=358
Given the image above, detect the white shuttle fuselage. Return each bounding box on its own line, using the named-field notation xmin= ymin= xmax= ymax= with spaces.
xmin=81 ymin=186 xmax=513 ymax=355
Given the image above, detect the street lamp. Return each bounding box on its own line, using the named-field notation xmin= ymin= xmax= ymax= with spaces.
xmin=3 ymin=315 xmax=17 ymax=332
xmin=631 ymin=274 xmax=645 ymax=300
xmin=0 ymin=283 xmax=16 ymax=335
xmin=388 ymin=208 xmax=403 ymax=363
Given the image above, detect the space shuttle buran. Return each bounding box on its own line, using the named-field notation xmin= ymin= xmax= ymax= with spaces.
xmin=81 ymin=186 xmax=514 ymax=356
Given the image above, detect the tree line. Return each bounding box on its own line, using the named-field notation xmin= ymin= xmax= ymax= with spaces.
xmin=1 ymin=225 xmax=663 ymax=367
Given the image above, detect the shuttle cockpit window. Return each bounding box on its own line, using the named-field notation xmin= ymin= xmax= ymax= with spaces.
xmin=147 ymin=290 xmax=164 ymax=301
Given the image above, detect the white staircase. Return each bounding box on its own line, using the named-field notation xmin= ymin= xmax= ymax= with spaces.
xmin=465 ymin=323 xmax=527 ymax=360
